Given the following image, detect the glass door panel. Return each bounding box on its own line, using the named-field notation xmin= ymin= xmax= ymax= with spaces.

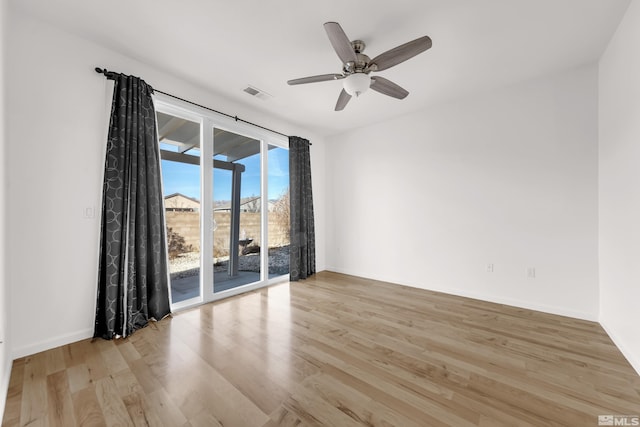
xmin=158 ymin=111 xmax=202 ymax=305
xmin=212 ymin=128 xmax=262 ymax=293
xmin=268 ymin=145 xmax=290 ymax=277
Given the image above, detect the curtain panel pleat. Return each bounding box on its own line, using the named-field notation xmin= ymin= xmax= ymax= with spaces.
xmin=94 ymin=74 xmax=170 ymax=339
xmin=289 ymin=136 xmax=316 ymax=281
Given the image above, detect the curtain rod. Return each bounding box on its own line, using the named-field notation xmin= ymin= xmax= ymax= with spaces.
xmin=95 ymin=67 xmax=301 ymax=141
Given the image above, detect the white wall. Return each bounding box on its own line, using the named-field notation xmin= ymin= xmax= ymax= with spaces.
xmin=326 ymin=64 xmax=600 ymax=320
xmin=6 ymin=9 xmax=326 ymax=358
xmin=0 ymin=0 xmax=10 ymax=417
xmin=599 ymin=0 xmax=640 ymax=374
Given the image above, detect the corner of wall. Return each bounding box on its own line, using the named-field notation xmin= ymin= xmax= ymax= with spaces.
xmin=11 ymin=328 xmax=94 ymax=360
xmin=0 ymin=0 xmax=11 ymax=418
xmin=599 ymin=320 xmax=640 ymax=376
xmin=309 ymin=136 xmax=327 ymax=272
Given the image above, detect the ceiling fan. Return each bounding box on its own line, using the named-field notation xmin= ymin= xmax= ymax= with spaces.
xmin=287 ymin=22 xmax=432 ymax=111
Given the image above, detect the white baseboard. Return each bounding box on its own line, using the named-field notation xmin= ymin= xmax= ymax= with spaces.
xmin=12 ymin=328 xmax=93 ymax=360
xmin=324 ymin=267 xmax=598 ymax=322
xmin=599 ymin=319 xmax=640 ymax=376
xmin=425 ymin=283 xmax=598 ymax=322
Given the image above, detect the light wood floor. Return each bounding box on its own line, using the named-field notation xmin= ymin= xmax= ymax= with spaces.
xmin=3 ymin=271 xmax=640 ymax=426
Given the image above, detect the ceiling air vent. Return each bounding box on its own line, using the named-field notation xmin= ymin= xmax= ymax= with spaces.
xmin=243 ymin=85 xmax=273 ymax=101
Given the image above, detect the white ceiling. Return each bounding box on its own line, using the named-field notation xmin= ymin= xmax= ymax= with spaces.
xmin=11 ymin=0 xmax=631 ymax=137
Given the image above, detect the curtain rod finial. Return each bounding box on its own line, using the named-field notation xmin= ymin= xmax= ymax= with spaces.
xmin=95 ymin=67 xmax=106 ymax=74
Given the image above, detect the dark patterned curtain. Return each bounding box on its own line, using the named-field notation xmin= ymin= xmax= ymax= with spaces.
xmin=289 ymin=136 xmax=316 ymax=281
xmin=94 ymin=72 xmax=170 ymax=339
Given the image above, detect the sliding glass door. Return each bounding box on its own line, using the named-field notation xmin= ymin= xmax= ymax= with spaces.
xmin=267 ymin=145 xmax=290 ymax=276
xmin=212 ymin=128 xmax=263 ymax=292
xmin=157 ymin=111 xmax=202 ymax=305
xmin=155 ymin=96 xmax=289 ymax=310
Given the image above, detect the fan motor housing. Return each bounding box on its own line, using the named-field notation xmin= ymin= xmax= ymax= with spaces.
xmin=343 ymin=41 xmax=372 ymax=75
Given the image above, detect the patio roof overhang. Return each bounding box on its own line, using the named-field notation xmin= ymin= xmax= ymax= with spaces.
xmin=157 ymin=111 xmax=262 ymax=162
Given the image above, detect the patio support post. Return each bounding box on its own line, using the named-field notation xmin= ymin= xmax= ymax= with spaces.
xmin=229 ymin=163 xmax=243 ymax=276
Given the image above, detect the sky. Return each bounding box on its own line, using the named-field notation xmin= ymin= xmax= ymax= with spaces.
xmin=161 ymin=146 xmax=289 ymax=202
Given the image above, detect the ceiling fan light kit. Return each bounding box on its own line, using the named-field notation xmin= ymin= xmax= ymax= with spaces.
xmin=287 ymin=21 xmax=432 ymax=111
xmin=343 ymin=73 xmax=371 ymax=97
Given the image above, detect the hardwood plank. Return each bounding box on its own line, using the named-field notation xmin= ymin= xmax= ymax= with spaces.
xmin=121 ymin=391 xmax=164 ymax=427
xmin=46 ymin=370 xmax=76 ymax=427
xmin=100 ymin=344 xmax=129 ymax=376
xmin=71 ymin=386 xmax=106 ymax=427
xmin=128 ymin=358 xmax=163 ymax=395
xmin=265 ymin=406 xmax=308 ymax=427
xmin=66 ymin=364 xmax=91 ymax=395
xmin=1 ymin=358 xmax=25 ymax=427
xmin=173 ymin=360 xmax=269 ymax=427
xmin=111 ymin=370 xmax=144 ymax=399
xmin=94 ymin=377 xmax=134 ymax=427
xmin=282 ymin=375 xmax=363 ymax=427
xmin=62 ymin=341 xmax=87 ymax=368
xmin=84 ymin=340 xmax=109 ymax=383
xmin=115 ymin=341 xmax=142 ymax=364
xmin=185 ymin=410 xmax=224 ymax=427
xmin=218 ymin=350 xmax=291 ymax=414
xmin=19 ymin=353 xmax=49 ymax=426
xmin=151 ymin=353 xmax=213 ymax=421
xmin=45 ymin=348 xmax=66 ymax=376
xmin=145 ymin=388 xmax=188 ymax=427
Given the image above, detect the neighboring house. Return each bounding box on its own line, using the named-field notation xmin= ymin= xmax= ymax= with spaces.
xmin=164 ymin=193 xmax=200 ymax=212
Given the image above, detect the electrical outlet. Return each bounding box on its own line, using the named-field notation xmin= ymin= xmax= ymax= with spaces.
xmin=486 ymin=263 xmax=494 ymax=273
xmin=83 ymin=206 xmax=96 ymax=219
xmin=527 ymin=267 xmax=536 ymax=278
